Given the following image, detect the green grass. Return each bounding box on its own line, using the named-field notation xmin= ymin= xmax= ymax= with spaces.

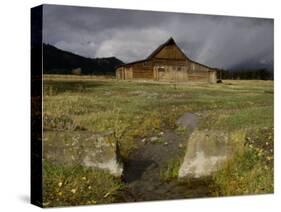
xmin=160 ymin=158 xmax=182 ymax=181
xmin=211 ymin=127 xmax=274 ymax=196
xmin=43 ymin=162 xmax=123 ymax=207
xmin=200 ymin=106 xmax=273 ymax=131
xmin=43 ymin=76 xmax=273 ymax=204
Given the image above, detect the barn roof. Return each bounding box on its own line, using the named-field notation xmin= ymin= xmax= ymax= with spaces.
xmin=117 ymin=37 xmax=218 ymax=71
xmin=145 ymin=37 xmax=184 ymax=60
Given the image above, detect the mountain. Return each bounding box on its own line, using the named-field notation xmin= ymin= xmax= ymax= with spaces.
xmin=43 ymin=44 xmax=124 ymax=75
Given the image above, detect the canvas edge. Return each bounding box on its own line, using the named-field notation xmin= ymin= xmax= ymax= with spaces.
xmin=31 ymin=4 xmax=43 ymax=208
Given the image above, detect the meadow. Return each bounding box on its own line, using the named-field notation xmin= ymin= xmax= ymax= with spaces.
xmin=43 ymin=75 xmax=273 ymax=206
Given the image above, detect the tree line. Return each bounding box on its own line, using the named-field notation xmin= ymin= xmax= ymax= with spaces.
xmin=217 ymin=69 xmax=273 ymax=80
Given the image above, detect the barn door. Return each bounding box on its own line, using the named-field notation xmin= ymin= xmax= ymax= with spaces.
xmin=157 ymin=67 xmax=165 ymax=80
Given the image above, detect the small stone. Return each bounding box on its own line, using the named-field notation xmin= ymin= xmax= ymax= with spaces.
xmin=150 ymin=136 xmax=158 ymax=142
xmin=159 ymin=132 xmax=164 ymax=136
xmin=164 ymin=142 xmax=168 ymax=145
xmin=141 ymin=138 xmax=146 ymax=143
xmin=178 ymin=143 xmax=183 ymax=148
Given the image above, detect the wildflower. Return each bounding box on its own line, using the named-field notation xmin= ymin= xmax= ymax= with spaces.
xmin=58 ymin=182 xmax=62 ymax=187
xmin=71 ymin=189 xmax=76 ymax=194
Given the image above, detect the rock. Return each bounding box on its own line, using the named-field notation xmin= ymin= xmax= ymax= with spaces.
xmin=178 ymin=130 xmax=229 ymax=178
xmin=159 ymin=132 xmax=164 ymax=136
xmin=150 ymin=136 xmax=158 ymax=142
xmin=43 ymin=131 xmax=123 ymax=177
xmin=141 ymin=138 xmax=146 ymax=143
xmin=176 ymin=112 xmax=198 ymax=130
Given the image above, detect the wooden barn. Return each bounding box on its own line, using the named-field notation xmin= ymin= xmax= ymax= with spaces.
xmin=116 ymin=37 xmax=217 ymax=83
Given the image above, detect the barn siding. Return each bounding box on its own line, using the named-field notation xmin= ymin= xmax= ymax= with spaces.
xmin=154 ymin=45 xmax=186 ymax=60
xmin=208 ymin=71 xmax=217 ymax=83
xmin=133 ymin=68 xmax=154 ymax=79
xmin=188 ymin=71 xmax=209 ymax=82
xmin=117 ymin=61 xmax=216 ymax=83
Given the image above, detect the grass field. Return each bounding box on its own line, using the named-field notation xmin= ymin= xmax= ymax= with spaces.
xmin=43 ymin=75 xmax=273 ymax=206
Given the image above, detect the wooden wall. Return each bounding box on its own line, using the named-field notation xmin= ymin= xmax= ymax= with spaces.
xmin=208 ymin=71 xmax=217 ymax=83
xmin=153 ymin=65 xmax=189 ymax=81
xmin=117 ymin=61 xmax=217 ymax=83
xmin=188 ymin=71 xmax=209 ymax=82
xmin=116 ymin=67 xmax=133 ymax=80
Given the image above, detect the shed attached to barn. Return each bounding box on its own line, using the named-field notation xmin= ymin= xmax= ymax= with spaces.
xmin=116 ymin=37 xmax=217 ymax=83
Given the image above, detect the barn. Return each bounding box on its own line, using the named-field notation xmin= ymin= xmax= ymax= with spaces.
xmin=116 ymin=37 xmax=217 ymax=83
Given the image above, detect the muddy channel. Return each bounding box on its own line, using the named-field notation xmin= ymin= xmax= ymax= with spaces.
xmin=117 ymin=112 xmax=215 ymax=202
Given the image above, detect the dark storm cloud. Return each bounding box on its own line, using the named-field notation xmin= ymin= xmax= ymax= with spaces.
xmin=43 ymin=4 xmax=273 ymax=69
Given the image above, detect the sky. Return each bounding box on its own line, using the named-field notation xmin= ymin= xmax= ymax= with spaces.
xmin=43 ymin=4 xmax=274 ymax=70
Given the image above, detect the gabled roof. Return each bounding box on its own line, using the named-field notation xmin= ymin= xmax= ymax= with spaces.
xmin=117 ymin=37 xmax=218 ymax=71
xmin=146 ymin=37 xmax=190 ymax=61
